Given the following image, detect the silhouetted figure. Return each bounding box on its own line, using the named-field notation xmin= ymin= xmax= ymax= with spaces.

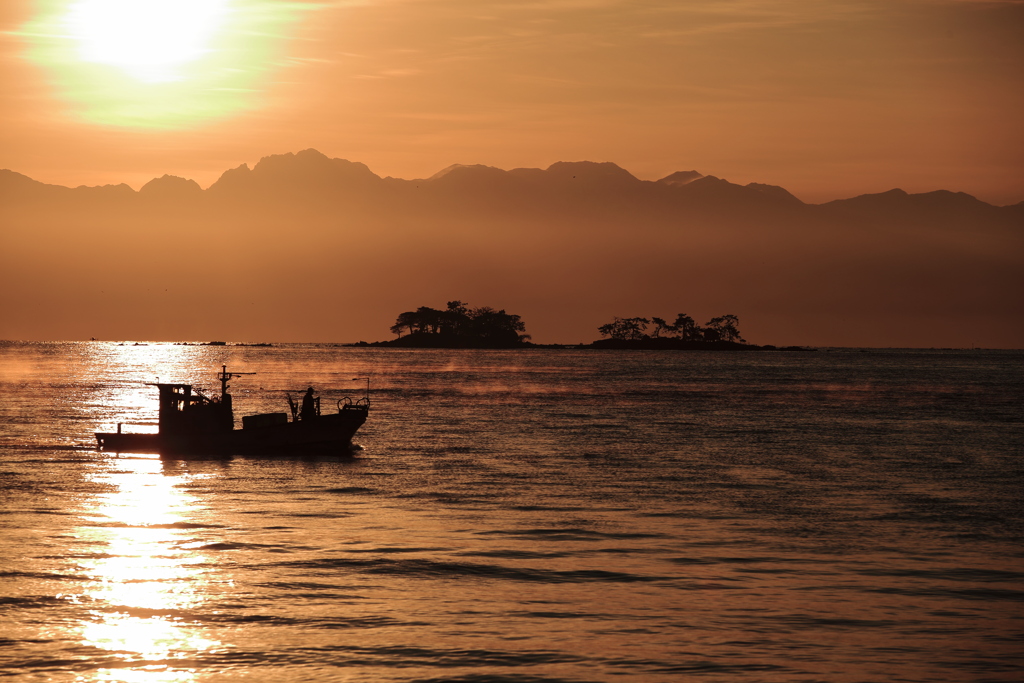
xmin=300 ymin=387 xmax=316 ymax=422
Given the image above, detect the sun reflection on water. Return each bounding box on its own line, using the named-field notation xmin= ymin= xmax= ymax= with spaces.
xmin=91 ymin=342 xmax=243 ymax=436
xmin=75 ymin=457 xmax=219 ymax=682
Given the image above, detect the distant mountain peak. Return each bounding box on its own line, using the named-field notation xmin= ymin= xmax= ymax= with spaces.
xmin=296 ymin=148 xmax=329 ymax=160
xmin=139 ymin=174 xmax=202 ymax=196
xmin=820 ymin=186 xmax=1003 ymax=217
xmin=544 ymin=161 xmax=640 ymax=184
xmin=72 ymin=182 xmax=135 ymax=195
xmin=745 ymin=182 xmax=803 ymax=204
xmin=657 ymin=170 xmax=704 ymax=186
xmin=252 ymin=148 xmax=347 ymax=175
xmin=248 ymin=148 xmax=374 ymax=175
xmin=208 ymin=149 xmax=379 ymax=195
xmin=428 ymin=163 xmax=505 ymax=181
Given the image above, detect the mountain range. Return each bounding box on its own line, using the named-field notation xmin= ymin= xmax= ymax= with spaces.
xmin=4 ymin=148 xmax=1021 ymax=217
xmin=2 ymin=149 xmax=1021 ymax=346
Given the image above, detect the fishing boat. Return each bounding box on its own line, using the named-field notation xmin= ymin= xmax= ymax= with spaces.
xmin=95 ymin=366 xmax=369 ymax=456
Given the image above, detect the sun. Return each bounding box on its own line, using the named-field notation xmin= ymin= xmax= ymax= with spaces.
xmin=20 ymin=0 xmax=313 ymax=128
xmin=67 ymin=0 xmax=230 ymax=83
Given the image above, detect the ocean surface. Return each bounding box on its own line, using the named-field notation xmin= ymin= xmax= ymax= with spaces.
xmin=1 ymin=342 xmax=1022 ymax=682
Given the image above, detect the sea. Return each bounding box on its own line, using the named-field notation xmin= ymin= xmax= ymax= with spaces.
xmin=1 ymin=341 xmax=1022 ymax=682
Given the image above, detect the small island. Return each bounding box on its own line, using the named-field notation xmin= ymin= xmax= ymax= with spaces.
xmin=593 ymin=313 xmax=748 ymax=349
xmin=369 ymin=302 xmax=807 ymax=350
xmin=371 ymin=301 xmax=531 ymax=348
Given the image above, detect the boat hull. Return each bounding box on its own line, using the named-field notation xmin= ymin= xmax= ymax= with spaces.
xmin=96 ymin=408 xmax=367 ymax=457
xmin=94 ymin=432 xmax=162 ymax=453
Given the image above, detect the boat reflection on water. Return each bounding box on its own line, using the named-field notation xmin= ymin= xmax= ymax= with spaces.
xmin=73 ymin=456 xmax=220 ymax=682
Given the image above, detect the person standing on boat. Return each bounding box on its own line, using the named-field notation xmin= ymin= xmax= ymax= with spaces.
xmin=300 ymin=386 xmax=317 ymax=421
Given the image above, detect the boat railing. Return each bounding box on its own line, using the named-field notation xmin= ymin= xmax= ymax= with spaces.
xmin=108 ymin=422 xmax=158 ymax=432
xmin=337 ymin=396 xmax=370 ymax=411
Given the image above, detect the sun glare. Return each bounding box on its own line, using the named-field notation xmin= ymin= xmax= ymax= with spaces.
xmin=20 ymin=0 xmax=312 ymax=128
xmin=68 ymin=0 xmax=230 ymax=83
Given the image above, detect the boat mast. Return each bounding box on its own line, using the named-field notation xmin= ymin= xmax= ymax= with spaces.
xmin=218 ymin=365 xmax=255 ymax=399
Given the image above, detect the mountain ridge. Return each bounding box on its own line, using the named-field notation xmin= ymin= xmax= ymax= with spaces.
xmin=3 ymin=148 xmax=1020 ymax=210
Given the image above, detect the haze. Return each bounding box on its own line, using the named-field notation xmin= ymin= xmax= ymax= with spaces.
xmin=1 ymin=0 xmax=1022 ymax=346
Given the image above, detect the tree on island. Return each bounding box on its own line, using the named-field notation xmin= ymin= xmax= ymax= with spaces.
xmin=384 ymin=300 xmax=530 ymax=348
xmin=671 ymin=314 xmax=702 ymax=341
xmin=597 ymin=316 xmax=650 ymax=341
xmin=703 ymin=315 xmax=744 ymax=343
xmin=598 ymin=313 xmax=746 ymax=345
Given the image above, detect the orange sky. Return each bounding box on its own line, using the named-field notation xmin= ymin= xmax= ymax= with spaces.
xmin=2 ymin=0 xmax=1022 ymax=205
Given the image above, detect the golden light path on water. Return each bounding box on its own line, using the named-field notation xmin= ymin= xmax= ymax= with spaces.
xmin=78 ymin=456 xmax=220 ymax=679
xmin=20 ymin=0 xmax=311 ymax=128
xmin=74 ymin=456 xmax=218 ymax=682
xmin=71 ymin=345 xmax=230 ymax=682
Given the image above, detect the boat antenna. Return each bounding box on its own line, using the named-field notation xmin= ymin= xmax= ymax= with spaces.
xmin=219 ymin=365 xmax=255 ymax=397
xmin=352 ymin=377 xmax=370 ymax=403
